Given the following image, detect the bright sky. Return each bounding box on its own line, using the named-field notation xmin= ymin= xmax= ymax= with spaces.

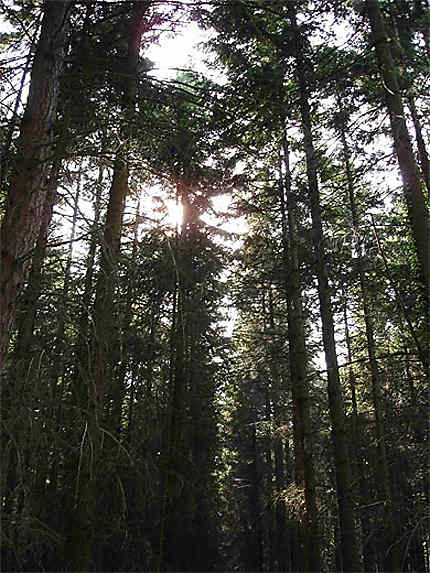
xmin=146 ymin=21 xmax=211 ymax=80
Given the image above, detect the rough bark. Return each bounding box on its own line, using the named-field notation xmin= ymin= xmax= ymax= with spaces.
xmin=0 ymin=20 xmax=40 ymax=190
xmin=365 ymin=0 xmax=430 ymax=299
xmin=1 ymin=169 xmax=59 ymax=572
xmin=0 ymin=0 xmax=71 ymax=368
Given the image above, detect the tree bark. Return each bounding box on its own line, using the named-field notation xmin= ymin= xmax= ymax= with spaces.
xmin=0 ymin=0 xmax=71 ymax=367
xmin=389 ymin=2 xmax=430 ymax=196
xmin=1 ymin=167 xmax=59 ymax=572
xmin=73 ymin=162 xmax=104 ymax=412
xmin=109 ymin=200 xmax=141 ymax=434
xmin=91 ymin=1 xmax=149 ymax=436
xmin=343 ymin=296 xmax=377 ymax=572
xmin=0 ymin=17 xmax=41 ymax=190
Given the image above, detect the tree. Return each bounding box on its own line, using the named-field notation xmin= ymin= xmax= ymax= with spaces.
xmin=0 ymin=1 xmax=72 ymax=366
xmin=364 ymin=0 xmax=430 ymax=299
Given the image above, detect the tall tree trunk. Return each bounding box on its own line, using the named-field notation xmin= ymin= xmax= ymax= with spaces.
xmin=91 ymin=0 xmax=148 ymax=441
xmin=67 ymin=6 xmax=149 ymax=570
xmin=272 ymin=398 xmax=289 ymax=572
xmin=0 ymin=0 xmax=71 ymax=367
xmin=159 ymin=221 xmax=187 ymax=571
xmin=73 ymin=162 xmax=104 ymax=412
xmin=55 ymin=167 xmax=81 ymax=366
xmin=288 ymin=6 xmax=361 ymax=571
xmin=158 ymin=250 xmax=179 ymax=572
xmin=364 ymin=0 xmax=430 ymax=299
xmin=343 ymin=296 xmax=377 ymax=572
xmin=279 ymin=136 xmax=321 ymax=572
xmin=338 ymin=104 xmax=401 ymax=571
xmin=109 ymin=200 xmax=141 ymax=434
xmin=265 ymin=289 xmax=289 ymax=571
xmin=389 ymin=1 xmax=430 ymax=196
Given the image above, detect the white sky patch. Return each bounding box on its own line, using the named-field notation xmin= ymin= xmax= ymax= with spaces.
xmin=201 ymin=193 xmax=247 ymax=244
xmin=146 ymin=22 xmax=212 ymax=80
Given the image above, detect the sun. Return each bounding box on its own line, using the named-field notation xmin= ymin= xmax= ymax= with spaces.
xmin=165 ymin=198 xmax=183 ymax=232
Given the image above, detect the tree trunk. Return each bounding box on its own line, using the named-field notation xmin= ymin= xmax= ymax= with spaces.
xmin=343 ymin=296 xmax=377 ymax=572
xmin=288 ymin=6 xmax=361 ymax=571
xmin=1 ymin=168 xmax=59 ymax=572
xmin=67 ymin=5 xmax=149 ymax=570
xmin=338 ymin=104 xmax=401 ymax=571
xmin=109 ymin=200 xmax=141 ymax=434
xmin=365 ymin=0 xmax=430 ymax=299
xmin=0 ymin=17 xmax=41 ymax=190
xmin=0 ymin=0 xmax=71 ymax=367
xmin=279 ymin=135 xmax=321 ymax=572
xmin=389 ymin=2 xmax=430 ymax=196
xmin=408 ymin=95 xmax=430 ymax=196
xmin=73 ymin=162 xmax=104 ymax=412
xmin=91 ymin=0 xmax=148 ymax=441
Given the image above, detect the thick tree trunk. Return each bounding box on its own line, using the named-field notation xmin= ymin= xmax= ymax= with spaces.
xmin=0 ymin=0 xmax=71 ymax=367
xmin=365 ymin=0 xmax=430 ymax=299
xmin=288 ymin=6 xmax=361 ymax=571
xmin=279 ymin=136 xmax=321 ymax=572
